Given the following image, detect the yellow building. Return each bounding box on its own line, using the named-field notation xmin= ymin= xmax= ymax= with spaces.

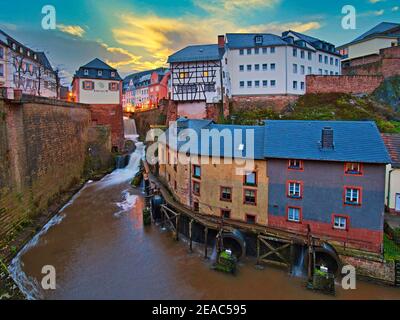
xmin=158 ymin=119 xmax=269 ymax=225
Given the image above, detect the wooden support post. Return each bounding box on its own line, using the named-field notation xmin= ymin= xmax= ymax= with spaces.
xmin=189 ymin=219 xmax=193 ymax=252
xmin=256 ymin=235 xmax=260 ymax=266
xmin=204 ymin=227 xmax=208 ymax=259
xmin=175 ymin=215 xmax=179 ymax=241
xmin=290 ymin=243 xmax=295 ymax=274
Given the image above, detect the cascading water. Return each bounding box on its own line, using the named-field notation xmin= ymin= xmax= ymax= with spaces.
xmin=124 ymin=116 xmax=137 ymax=136
xmin=292 ymin=246 xmax=307 ymax=278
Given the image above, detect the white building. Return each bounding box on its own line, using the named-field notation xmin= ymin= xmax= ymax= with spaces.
xmin=338 ymin=22 xmax=400 ymax=62
xmin=168 ymin=44 xmax=224 ymax=119
xmin=222 ymin=31 xmax=341 ymax=97
xmin=0 ymin=29 xmax=57 ymax=98
xmin=72 ymin=58 xmax=122 ymax=105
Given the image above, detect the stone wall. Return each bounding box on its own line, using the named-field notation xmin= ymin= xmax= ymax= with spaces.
xmin=0 ymin=96 xmax=92 ymax=242
xmin=340 ymin=254 xmax=396 ymax=285
xmin=343 ymin=46 xmax=400 ymax=79
xmin=230 ymin=95 xmax=299 ymax=113
xmin=87 ymin=104 xmax=124 ymax=151
xmin=306 ymin=75 xmax=384 ymax=94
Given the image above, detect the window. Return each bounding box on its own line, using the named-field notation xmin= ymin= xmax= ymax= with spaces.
xmin=0 ymin=64 xmax=3 ymax=77
xmin=318 ymin=68 xmax=323 ymax=75
xmin=239 ymin=49 xmax=244 ymax=55
xmin=307 ymin=67 xmax=312 ymax=74
xmin=82 ymin=81 xmax=94 ymax=90
xmin=98 ymin=70 xmax=103 ymax=76
xmin=270 ymin=80 xmax=276 ymax=87
xmin=111 ymin=71 xmax=115 ymax=77
xmin=255 ymin=64 xmax=260 ymax=71
xmin=324 ymin=70 xmax=328 ymax=75
xmin=270 ymin=63 xmax=276 ymax=71
xmin=330 ymin=57 xmax=334 ymax=65
xmin=244 ymin=171 xmax=257 ymax=186
xmin=301 ymin=65 xmax=305 ymax=75
xmin=319 ymin=54 xmax=322 ymax=63
xmin=262 ymin=64 xmax=268 ymax=71
xmin=324 ymin=56 xmax=328 ymax=64
xmin=240 ymin=81 xmax=245 ymax=88
xmin=344 ymin=163 xmax=362 ymax=175
xmin=293 ymin=81 xmax=298 ymax=90
xmin=193 ymin=165 xmax=201 ymax=178
xmin=247 ymin=48 xmax=252 ymax=55
xmin=262 ymin=48 xmax=268 ymax=54
xmin=239 ymin=65 xmax=244 ymax=72
xmin=193 ymin=201 xmax=199 ymax=212
xmin=270 ymin=47 xmax=275 ymax=53
xmin=84 ymin=69 xmax=89 ymax=76
xmin=255 ymin=35 xmax=263 ymax=44
xmin=174 ymin=180 xmax=177 ymax=190
xmin=247 ymin=81 xmax=252 ymax=87
xmin=330 ymin=71 xmax=333 ymax=75
xmin=244 ymin=189 xmax=257 ymax=205
xmin=246 ymin=214 xmax=256 ymax=224
xmin=301 ymin=82 xmax=305 ymax=90
xmin=335 ymin=58 xmax=339 ymax=66
xmin=293 ymin=64 xmax=298 ymax=74
xmin=293 ymin=48 xmax=297 ymax=57
xmin=193 ymin=181 xmax=200 ymax=196
xmin=345 ymin=187 xmax=361 ymax=205
xmin=255 ymin=80 xmax=260 ymax=87
xmin=221 ymin=209 xmax=231 ymax=219
xmin=247 ymin=65 xmax=252 ymax=71
xmin=288 ymin=159 xmax=303 ymax=170
xmin=333 ymin=216 xmax=348 ymax=230
xmin=204 ymin=83 xmax=216 ymax=92
xmin=308 ymin=52 xmax=312 ymax=60
xmin=255 ymin=48 xmax=260 ymax=54
xmin=301 ymin=51 xmax=305 ymax=59
xmin=288 ymin=207 xmax=301 ymax=222
xmin=0 ymin=47 xmax=3 ymax=59
xmin=288 ymin=181 xmax=302 ymax=198
xmin=220 ymin=187 xmax=232 ymax=202
xmin=167 ymin=173 xmax=171 ymax=182
xmin=263 ymin=80 xmax=268 ymax=87
xmin=109 ymin=82 xmax=119 ymax=91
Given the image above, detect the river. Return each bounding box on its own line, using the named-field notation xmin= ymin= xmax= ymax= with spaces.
xmin=8 ymin=137 xmax=400 ymax=300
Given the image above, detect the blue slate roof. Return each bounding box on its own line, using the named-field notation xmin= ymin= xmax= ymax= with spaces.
xmin=168 ymin=44 xmax=224 ymax=63
xmin=226 ymin=33 xmax=287 ymax=49
xmin=263 ymin=120 xmax=391 ymax=164
xmin=163 ymin=119 xmax=390 ymax=164
xmin=74 ymin=58 xmax=122 ymax=80
xmin=342 ymin=22 xmax=400 ymax=47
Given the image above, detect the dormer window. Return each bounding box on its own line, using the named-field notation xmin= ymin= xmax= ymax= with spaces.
xmin=288 ymin=159 xmax=303 ymax=170
xmin=19 ymin=47 xmax=23 ymax=54
xmin=111 ymin=71 xmax=115 ymax=77
xmin=84 ymin=69 xmax=89 ymax=76
xmin=33 ymin=54 xmax=37 ymax=60
xmin=27 ymin=51 xmax=30 ymax=57
xmin=98 ymin=70 xmax=103 ymax=76
xmin=12 ymin=43 xmax=16 ymax=50
xmin=255 ymin=35 xmax=263 ymax=45
xmin=345 ymin=163 xmax=362 ymax=175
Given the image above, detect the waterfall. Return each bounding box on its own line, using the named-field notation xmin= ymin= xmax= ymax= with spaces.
xmin=292 ymin=246 xmax=307 ymax=278
xmin=124 ymin=117 xmax=137 ymax=137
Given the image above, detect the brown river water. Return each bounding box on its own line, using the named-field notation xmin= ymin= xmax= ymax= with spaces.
xmin=8 ymin=140 xmax=400 ymax=300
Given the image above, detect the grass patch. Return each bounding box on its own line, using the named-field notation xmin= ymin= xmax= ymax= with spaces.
xmin=384 ymin=234 xmax=400 ymax=262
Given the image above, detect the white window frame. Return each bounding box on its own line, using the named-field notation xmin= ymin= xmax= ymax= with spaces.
xmin=334 ymin=216 xmax=347 ymax=230
xmin=288 ymin=207 xmax=300 ymax=222
xmin=288 ymin=182 xmax=301 ymax=198
xmin=345 ymin=188 xmax=360 ymax=204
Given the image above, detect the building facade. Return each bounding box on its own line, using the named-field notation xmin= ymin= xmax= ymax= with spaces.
xmin=222 ymin=31 xmax=341 ymax=98
xmin=168 ymin=44 xmax=224 ymax=119
xmin=0 ymin=29 xmax=57 ymax=98
xmin=122 ymin=68 xmax=170 ymax=112
xmin=338 ymin=22 xmax=400 ymax=63
xmin=159 ymin=119 xmax=390 ymax=253
xmin=72 ymin=58 xmax=124 ymax=150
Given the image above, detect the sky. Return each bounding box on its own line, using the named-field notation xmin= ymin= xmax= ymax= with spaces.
xmin=0 ymin=0 xmax=399 ymax=85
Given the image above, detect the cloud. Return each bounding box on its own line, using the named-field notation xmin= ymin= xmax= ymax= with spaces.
xmin=393 ymin=6 xmax=399 ymax=11
xmin=238 ymin=21 xmax=321 ymax=34
xmin=57 ymin=24 xmax=86 ymax=37
xmin=359 ymin=9 xmax=385 ymax=17
xmin=368 ymin=0 xmax=385 ymax=3
xmin=374 ymin=9 xmax=385 ymax=15
xmin=194 ymin=0 xmax=280 ymax=14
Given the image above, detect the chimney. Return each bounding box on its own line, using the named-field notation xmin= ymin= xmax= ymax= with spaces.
xmin=321 ymin=127 xmax=334 ymax=150
xmin=218 ymin=35 xmax=225 ymax=49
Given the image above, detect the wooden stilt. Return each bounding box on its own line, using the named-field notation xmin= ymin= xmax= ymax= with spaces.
xmin=256 ymin=235 xmax=260 ymax=266
xmin=204 ymin=227 xmax=208 ymax=259
xmin=189 ymin=219 xmax=193 ymax=252
xmin=290 ymin=242 xmax=295 ymax=274
xmin=175 ymin=215 xmax=179 ymax=241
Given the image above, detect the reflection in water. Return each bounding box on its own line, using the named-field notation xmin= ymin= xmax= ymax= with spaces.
xmin=8 ymin=141 xmax=400 ymax=300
